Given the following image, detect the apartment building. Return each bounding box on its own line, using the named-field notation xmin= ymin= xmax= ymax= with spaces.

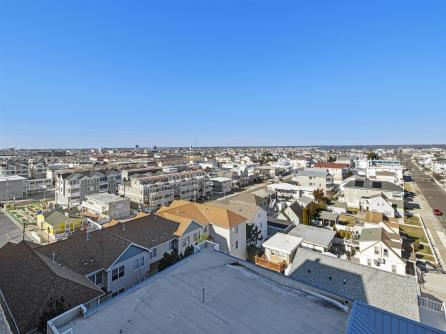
xmin=119 ymin=170 xmax=212 ymax=212
xmin=26 ymin=177 xmax=53 ymax=195
xmin=356 ymin=159 xmax=404 ymax=186
xmin=28 ymin=159 xmax=48 ymax=179
xmin=0 ymin=159 xmax=28 ymax=178
xmin=0 ymin=175 xmax=27 ymax=201
xmin=293 ymin=168 xmax=334 ymax=194
xmin=55 ymin=169 xmax=122 ymax=207
xmin=210 ymin=176 xmax=232 ymax=194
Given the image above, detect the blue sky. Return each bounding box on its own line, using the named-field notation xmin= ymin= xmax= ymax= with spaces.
xmin=1 ymin=0 xmax=445 ymax=148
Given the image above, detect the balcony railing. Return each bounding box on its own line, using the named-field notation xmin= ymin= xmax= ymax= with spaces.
xmin=255 ymin=255 xmax=287 ymax=273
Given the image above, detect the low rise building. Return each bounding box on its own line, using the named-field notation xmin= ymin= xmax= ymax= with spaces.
xmin=47 ymin=245 xmax=349 ymax=334
xmin=356 ymin=159 xmax=404 ymax=186
xmin=212 ymin=192 xmax=269 ymax=246
xmin=157 ymin=200 xmax=247 ymax=259
xmin=358 ymin=227 xmax=406 ymax=275
xmin=210 ymin=176 xmax=232 ymax=195
xmin=293 ymin=168 xmax=334 ymax=194
xmin=342 ymin=179 xmax=404 ymax=209
xmin=0 ymin=175 xmax=27 ymax=201
xmin=313 ymin=162 xmax=350 ymax=183
xmin=260 ymin=233 xmax=303 ymax=270
xmin=82 ymin=193 xmax=130 ymax=219
xmin=37 ymin=210 xmax=84 ymax=241
xmin=287 ymin=224 xmax=336 ymax=253
xmin=55 ymin=169 xmax=122 ymax=207
xmin=119 ymin=170 xmax=212 ymax=212
xmin=26 ymin=177 xmax=53 ymax=195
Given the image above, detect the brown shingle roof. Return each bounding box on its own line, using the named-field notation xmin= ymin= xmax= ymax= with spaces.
xmin=37 ymin=215 xmax=179 ymax=275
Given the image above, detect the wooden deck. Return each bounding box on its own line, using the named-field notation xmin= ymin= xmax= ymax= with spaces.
xmin=255 ymin=256 xmax=287 ymax=273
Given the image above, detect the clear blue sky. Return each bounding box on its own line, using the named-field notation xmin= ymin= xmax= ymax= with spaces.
xmin=1 ymin=1 xmax=445 ymax=148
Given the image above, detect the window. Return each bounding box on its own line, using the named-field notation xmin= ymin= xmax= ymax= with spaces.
xmin=112 ymin=266 xmax=125 ymax=281
xmin=392 ymin=265 xmax=397 ymax=273
xmin=234 ymin=225 xmax=239 ymax=234
xmin=235 ymin=241 xmax=239 ymax=249
xmin=149 ymin=248 xmax=157 ymax=259
xmin=88 ymin=272 xmax=104 ymax=285
xmin=383 ymin=249 xmax=388 ymax=257
xmin=89 ymin=273 xmax=103 ymax=284
xmin=367 ymin=258 xmax=371 ymax=266
xmin=374 ymin=246 xmax=380 ymax=255
xmin=133 ymin=256 xmax=145 ymax=270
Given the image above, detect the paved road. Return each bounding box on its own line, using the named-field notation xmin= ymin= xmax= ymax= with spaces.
xmin=0 ymin=212 xmax=23 ymax=247
xmin=402 ymin=157 xmax=446 ymax=230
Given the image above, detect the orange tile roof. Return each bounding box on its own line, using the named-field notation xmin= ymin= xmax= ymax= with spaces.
xmin=314 ymin=162 xmax=349 ymax=169
xmin=156 ymin=200 xmax=246 ymax=229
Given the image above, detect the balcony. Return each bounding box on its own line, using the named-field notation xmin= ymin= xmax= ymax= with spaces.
xmin=255 ymin=255 xmax=287 ymax=273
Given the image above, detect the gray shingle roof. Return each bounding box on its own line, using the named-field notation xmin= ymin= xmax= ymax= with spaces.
xmin=288 ymin=224 xmax=335 ymax=248
xmin=288 ymin=248 xmax=420 ymax=321
xmin=296 ymin=168 xmax=330 ymax=178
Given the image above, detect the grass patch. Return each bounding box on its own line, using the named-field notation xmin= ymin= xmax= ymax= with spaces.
xmin=417 ymin=244 xmax=433 ymax=255
xmin=347 ymin=207 xmax=360 ymax=214
xmin=405 ymin=215 xmax=421 ymax=226
xmin=404 ymin=183 xmax=414 ymax=192
xmin=416 ymin=253 xmax=436 ymax=263
xmin=400 ymin=225 xmax=428 ymax=244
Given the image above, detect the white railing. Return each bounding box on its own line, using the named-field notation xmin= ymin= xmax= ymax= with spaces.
xmin=419 ymin=296 xmax=445 ymax=313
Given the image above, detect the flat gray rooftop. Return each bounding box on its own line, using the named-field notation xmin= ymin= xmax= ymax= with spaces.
xmin=57 ymin=248 xmax=348 ymax=334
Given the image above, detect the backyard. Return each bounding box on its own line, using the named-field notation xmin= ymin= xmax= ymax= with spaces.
xmin=404 ymin=215 xmax=422 ymax=226
xmin=5 ymin=201 xmax=51 ymax=226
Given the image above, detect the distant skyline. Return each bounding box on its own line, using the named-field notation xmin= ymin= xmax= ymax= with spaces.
xmin=1 ymin=1 xmax=445 ymax=148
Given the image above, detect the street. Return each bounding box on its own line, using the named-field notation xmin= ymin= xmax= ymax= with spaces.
xmin=403 ymin=157 xmax=446 ymax=230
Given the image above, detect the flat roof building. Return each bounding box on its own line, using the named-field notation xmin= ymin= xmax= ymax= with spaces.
xmin=48 ymin=245 xmax=348 ymax=334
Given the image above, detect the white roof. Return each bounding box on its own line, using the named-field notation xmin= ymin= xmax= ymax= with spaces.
xmin=84 ymin=193 xmax=127 ymax=204
xmin=262 ymin=233 xmax=303 ymax=254
xmin=268 ymin=182 xmax=300 ymax=191
xmin=0 ymin=175 xmax=27 ymax=182
xmin=210 ymin=177 xmax=232 ymax=182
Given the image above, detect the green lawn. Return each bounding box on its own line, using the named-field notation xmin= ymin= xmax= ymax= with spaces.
xmin=400 ymin=225 xmax=428 ymax=244
xmin=404 ymin=183 xmax=414 ymax=192
xmin=417 ymin=244 xmax=433 ymax=255
xmin=416 ymin=253 xmax=436 ymax=262
xmin=405 ymin=215 xmax=421 ymax=226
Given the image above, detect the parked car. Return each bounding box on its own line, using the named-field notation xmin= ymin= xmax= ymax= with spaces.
xmin=433 ymin=208 xmax=443 ymax=216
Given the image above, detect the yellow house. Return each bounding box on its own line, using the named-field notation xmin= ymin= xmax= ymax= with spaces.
xmin=37 ymin=211 xmax=84 ymax=238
